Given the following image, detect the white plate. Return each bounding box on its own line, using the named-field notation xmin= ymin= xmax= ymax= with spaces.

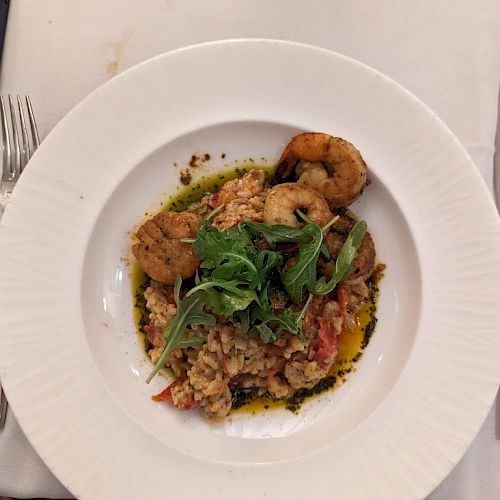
xmin=1 ymin=39 xmax=499 ymax=500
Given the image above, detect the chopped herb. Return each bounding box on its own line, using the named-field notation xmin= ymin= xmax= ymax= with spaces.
xmin=231 ymin=387 xmax=258 ymax=409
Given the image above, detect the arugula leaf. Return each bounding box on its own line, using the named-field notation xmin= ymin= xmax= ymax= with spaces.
xmin=184 ymin=203 xmax=367 ymax=344
xmin=251 ymin=308 xmax=298 ymax=333
xmin=190 ymin=216 xmax=284 ymax=318
xmin=194 ymin=227 xmax=258 ymax=278
xmin=280 ymin=222 xmax=323 ymax=303
xmin=249 ymin=294 xmax=313 ymax=342
xmin=175 ymin=337 xmax=206 ymax=348
xmin=296 ymin=293 xmax=313 ymax=324
xmin=187 ymin=276 xmax=259 ymax=316
xmin=248 ymin=323 xmax=280 ymax=343
xmin=336 ymin=220 xmax=367 ymax=276
xmin=234 ymin=308 xmax=250 ymax=334
xmin=313 ymin=220 xmax=368 ymax=295
xmin=241 ymin=221 xmax=312 ymax=248
xmin=173 ymin=274 xmax=182 ymax=307
xmin=146 ymin=276 xmax=215 ymax=383
xmin=254 ymin=250 xmax=283 ymax=281
xmin=195 ymin=286 xmax=257 ymax=315
xmin=186 ymin=279 xmax=256 ymax=298
xmin=320 ymin=243 xmax=330 ymax=259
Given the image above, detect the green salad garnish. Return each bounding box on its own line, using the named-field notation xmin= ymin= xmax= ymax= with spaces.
xmin=146 ymin=206 xmax=367 ymax=383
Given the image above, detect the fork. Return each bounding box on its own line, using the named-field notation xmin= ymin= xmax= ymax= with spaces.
xmin=0 ymin=95 xmax=39 ymax=428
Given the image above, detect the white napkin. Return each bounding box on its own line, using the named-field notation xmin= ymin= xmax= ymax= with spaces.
xmin=0 ymin=407 xmax=71 ymax=497
xmin=0 ymin=0 xmax=499 ymax=498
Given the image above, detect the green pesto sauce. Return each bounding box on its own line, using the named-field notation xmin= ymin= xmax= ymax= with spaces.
xmin=165 ymin=165 xmax=274 ymax=212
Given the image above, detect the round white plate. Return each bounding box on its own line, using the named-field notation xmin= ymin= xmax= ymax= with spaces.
xmin=1 ymin=39 xmax=499 ymax=500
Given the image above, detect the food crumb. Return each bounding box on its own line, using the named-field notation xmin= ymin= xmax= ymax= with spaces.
xmin=180 ymin=169 xmax=192 ymax=185
xmin=189 ymin=153 xmax=211 ymax=168
xmin=102 ymin=322 xmax=109 ymax=327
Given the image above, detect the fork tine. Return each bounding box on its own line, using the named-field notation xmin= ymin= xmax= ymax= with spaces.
xmin=17 ymin=95 xmax=30 ymax=169
xmin=0 ymin=96 xmax=12 ymax=179
xmin=26 ymin=96 xmax=40 ymax=152
xmin=8 ymin=95 xmax=21 ymax=178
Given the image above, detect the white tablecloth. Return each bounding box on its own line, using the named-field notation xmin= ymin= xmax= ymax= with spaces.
xmin=1 ymin=1 xmax=499 ymax=498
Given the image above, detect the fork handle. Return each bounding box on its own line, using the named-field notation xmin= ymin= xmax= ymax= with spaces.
xmin=0 ymin=0 xmax=9 ymax=68
xmin=0 ymin=384 xmax=7 ymax=428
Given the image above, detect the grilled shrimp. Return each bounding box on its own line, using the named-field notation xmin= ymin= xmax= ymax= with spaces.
xmin=263 ymin=183 xmax=333 ymax=228
xmin=132 ymin=211 xmax=201 ymax=285
xmin=272 ymin=133 xmax=368 ymax=208
xmin=320 ymin=214 xmax=375 ymax=285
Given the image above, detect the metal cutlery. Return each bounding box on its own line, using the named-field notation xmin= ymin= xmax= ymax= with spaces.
xmin=0 ymin=95 xmax=39 ymax=428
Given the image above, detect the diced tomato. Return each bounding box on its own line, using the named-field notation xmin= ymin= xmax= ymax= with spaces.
xmin=165 ymin=289 xmax=176 ymax=305
xmin=267 ymin=359 xmax=286 ymax=379
xmin=152 ymin=379 xmax=200 ymax=410
xmin=337 ymin=286 xmax=348 ymax=319
xmin=302 ymin=295 xmax=324 ymax=334
xmin=144 ymin=323 xmax=157 ymax=344
xmin=314 ymin=287 xmax=348 ymax=363
xmin=179 ymin=397 xmax=201 ymax=410
xmin=151 ymin=378 xmax=181 ymax=402
xmin=208 ymin=191 xmax=222 ymax=208
xmin=314 ymin=318 xmax=339 ymax=363
xmin=209 ymin=189 xmax=236 ymax=208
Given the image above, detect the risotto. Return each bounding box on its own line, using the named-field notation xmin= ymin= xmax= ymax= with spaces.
xmin=131 ymin=132 xmax=382 ymax=421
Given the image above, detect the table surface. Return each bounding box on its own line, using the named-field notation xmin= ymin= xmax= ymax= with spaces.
xmin=0 ymin=0 xmax=499 ymax=498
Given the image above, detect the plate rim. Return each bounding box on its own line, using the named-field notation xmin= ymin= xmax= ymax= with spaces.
xmin=0 ymin=38 xmax=499 ymax=499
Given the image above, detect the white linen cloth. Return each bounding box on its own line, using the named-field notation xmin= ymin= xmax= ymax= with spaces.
xmin=0 ymin=0 xmax=499 ymax=498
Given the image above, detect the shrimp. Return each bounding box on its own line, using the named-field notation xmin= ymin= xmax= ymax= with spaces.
xmin=263 ymin=183 xmax=333 ymax=228
xmin=132 ymin=211 xmax=201 ymax=285
xmin=272 ymin=133 xmax=368 ymax=208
